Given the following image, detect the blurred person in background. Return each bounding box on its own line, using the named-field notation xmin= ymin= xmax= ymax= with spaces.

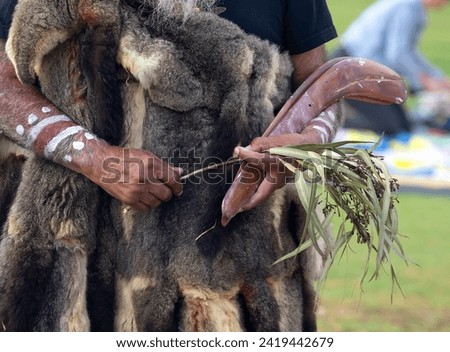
xmin=332 ymin=0 xmax=450 ymax=135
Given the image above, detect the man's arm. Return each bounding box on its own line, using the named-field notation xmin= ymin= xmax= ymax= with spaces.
xmin=234 ymin=45 xmax=342 ymax=210
xmin=0 ymin=39 xmax=182 ymax=211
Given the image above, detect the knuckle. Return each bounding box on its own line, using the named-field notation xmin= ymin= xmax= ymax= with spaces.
xmin=250 ymin=137 xmax=264 ymax=149
xmin=163 ymin=190 xmax=173 ymax=202
xmin=251 ymin=137 xmax=262 ymax=144
xmin=151 ymin=199 xmax=162 ymax=208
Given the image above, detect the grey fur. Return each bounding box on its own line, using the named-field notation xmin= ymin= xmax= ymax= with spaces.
xmin=0 ymin=0 xmax=328 ymax=331
xmin=1 ymin=0 xmax=122 ymax=331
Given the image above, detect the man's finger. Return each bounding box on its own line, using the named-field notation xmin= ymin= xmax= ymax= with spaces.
xmin=151 ymin=161 xmax=184 ymax=195
xmin=241 ymin=178 xmax=281 ymax=211
xmin=237 ymin=147 xmax=299 ymax=177
xmin=235 ymin=148 xmax=280 ymax=171
xmin=164 ymin=170 xmax=183 ymax=195
xmin=247 ymin=134 xmax=312 ymax=152
xmin=158 ymin=163 xmax=183 ymax=195
xmin=147 ymin=182 xmax=173 ymax=203
xmin=139 ymin=191 xmax=162 ymax=209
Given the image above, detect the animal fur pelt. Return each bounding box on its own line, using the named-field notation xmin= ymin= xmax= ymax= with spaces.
xmin=0 ymin=139 xmax=27 ymax=238
xmin=0 ymin=0 xmax=329 ymax=331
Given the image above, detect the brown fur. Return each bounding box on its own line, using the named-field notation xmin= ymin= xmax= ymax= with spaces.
xmin=0 ymin=139 xmax=26 ymax=237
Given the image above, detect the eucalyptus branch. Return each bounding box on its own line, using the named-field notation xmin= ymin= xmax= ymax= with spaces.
xmin=269 ymin=139 xmax=410 ymax=291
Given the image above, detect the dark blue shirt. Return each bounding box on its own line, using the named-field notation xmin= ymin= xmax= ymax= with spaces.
xmin=218 ymin=0 xmax=337 ymax=54
xmin=0 ymin=0 xmax=16 ymax=39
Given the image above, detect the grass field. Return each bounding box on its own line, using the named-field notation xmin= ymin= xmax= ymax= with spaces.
xmin=316 ymin=1 xmax=450 ymax=331
xmin=317 ymin=192 xmax=450 ymax=331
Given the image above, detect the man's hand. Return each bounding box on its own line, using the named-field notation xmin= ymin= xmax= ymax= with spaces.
xmin=234 ymin=145 xmax=292 ymax=212
xmin=234 ymin=129 xmax=325 ymax=211
xmin=80 ymin=144 xmax=183 ymax=212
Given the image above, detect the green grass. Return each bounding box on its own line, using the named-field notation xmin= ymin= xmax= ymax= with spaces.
xmin=317 ymin=192 xmax=450 ymax=331
xmin=317 ymin=1 xmax=450 ymax=331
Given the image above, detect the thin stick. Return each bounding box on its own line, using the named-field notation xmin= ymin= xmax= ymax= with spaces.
xmin=180 ymin=157 xmax=240 ymax=181
xmin=195 ymin=220 xmax=218 ymax=241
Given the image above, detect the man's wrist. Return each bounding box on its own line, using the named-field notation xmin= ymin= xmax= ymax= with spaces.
xmin=25 ymin=115 xmax=111 ymax=184
xmin=53 ymin=131 xmax=111 ymax=183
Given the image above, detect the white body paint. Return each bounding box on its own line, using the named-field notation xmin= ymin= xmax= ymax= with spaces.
xmin=72 ymin=141 xmax=85 ymax=151
xmin=26 ymin=115 xmax=72 ymax=147
xmin=28 ymin=114 xmax=38 ymax=125
xmin=16 ymin=125 xmax=24 ymax=136
xmin=44 ymin=125 xmax=86 ymax=158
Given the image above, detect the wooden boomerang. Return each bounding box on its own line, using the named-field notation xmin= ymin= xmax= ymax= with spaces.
xmin=221 ymin=57 xmax=408 ymax=226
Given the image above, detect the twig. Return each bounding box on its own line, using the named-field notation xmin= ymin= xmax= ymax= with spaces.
xmin=195 ymin=220 xmax=218 ymax=242
xmin=180 ymin=157 xmax=240 ymax=181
